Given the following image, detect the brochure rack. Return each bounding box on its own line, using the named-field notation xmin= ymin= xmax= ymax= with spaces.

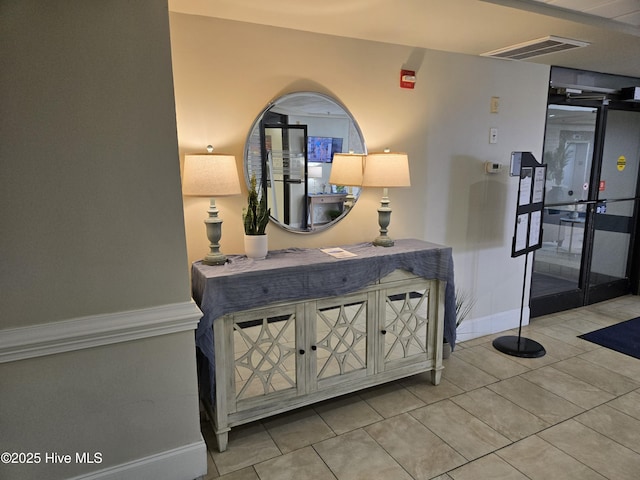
xmin=493 ymin=152 xmax=547 ymax=358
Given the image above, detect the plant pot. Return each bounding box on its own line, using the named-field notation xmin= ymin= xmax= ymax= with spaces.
xmin=443 ymin=341 xmax=451 ymax=359
xmin=244 ymin=234 xmax=268 ymax=260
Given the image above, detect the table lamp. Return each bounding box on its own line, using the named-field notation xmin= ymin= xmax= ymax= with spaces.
xmin=329 ymin=153 xmax=365 ymax=208
xmin=182 ymin=153 xmax=241 ymax=265
xmin=362 ymin=151 xmax=411 ymax=247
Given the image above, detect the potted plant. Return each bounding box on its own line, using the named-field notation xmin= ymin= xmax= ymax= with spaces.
xmin=546 ymin=144 xmax=570 ymax=186
xmin=455 ymin=288 xmax=476 ymax=329
xmin=243 ymin=174 xmax=270 ymax=260
xmin=443 ymin=288 xmax=476 ymax=359
xmin=544 ymin=144 xmax=570 ymax=204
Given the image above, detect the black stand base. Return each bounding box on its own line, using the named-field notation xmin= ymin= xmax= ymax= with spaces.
xmin=493 ymin=335 xmax=546 ymax=358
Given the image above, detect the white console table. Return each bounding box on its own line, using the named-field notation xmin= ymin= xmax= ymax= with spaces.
xmin=191 ymin=239 xmax=455 ymax=451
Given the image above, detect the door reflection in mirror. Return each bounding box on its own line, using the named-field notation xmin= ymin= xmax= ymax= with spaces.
xmin=264 ymin=125 xmax=307 ymax=228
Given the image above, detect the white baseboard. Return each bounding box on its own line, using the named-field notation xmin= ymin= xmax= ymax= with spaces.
xmin=0 ymin=301 xmax=203 ymax=363
xmin=456 ymin=307 xmax=529 ymax=343
xmin=69 ymin=439 xmax=207 ymax=480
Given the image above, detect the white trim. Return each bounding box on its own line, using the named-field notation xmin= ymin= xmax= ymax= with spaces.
xmin=456 ymin=307 xmax=530 ymax=343
xmin=0 ymin=301 xmax=203 ymax=363
xmin=69 ymin=439 xmax=207 ymax=480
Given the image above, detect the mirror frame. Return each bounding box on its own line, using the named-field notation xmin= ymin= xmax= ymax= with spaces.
xmin=243 ymin=91 xmax=367 ymax=234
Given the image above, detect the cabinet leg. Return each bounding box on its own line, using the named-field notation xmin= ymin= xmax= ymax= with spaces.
xmin=431 ymin=368 xmax=442 ymax=385
xmin=215 ymin=429 xmax=229 ymax=452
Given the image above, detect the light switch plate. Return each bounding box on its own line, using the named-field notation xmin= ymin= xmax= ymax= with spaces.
xmin=489 ymin=127 xmax=498 ymax=144
xmin=490 ymin=96 xmax=499 ymax=113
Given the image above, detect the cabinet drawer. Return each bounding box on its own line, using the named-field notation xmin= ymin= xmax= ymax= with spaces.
xmin=379 ymin=269 xmax=421 ymax=284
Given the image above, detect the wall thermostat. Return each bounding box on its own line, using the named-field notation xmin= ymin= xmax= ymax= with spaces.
xmin=485 ymin=161 xmax=503 ymax=174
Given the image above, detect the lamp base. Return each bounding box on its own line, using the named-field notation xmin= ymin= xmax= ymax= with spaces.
xmin=203 ymin=197 xmax=227 ymax=266
xmin=373 ymin=235 xmax=394 ymax=247
xmin=203 ymin=252 xmax=228 ymax=266
xmin=373 ymin=191 xmax=394 ymax=247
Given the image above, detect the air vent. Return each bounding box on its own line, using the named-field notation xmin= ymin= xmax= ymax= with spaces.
xmin=620 ymin=87 xmax=640 ymax=102
xmin=481 ymin=36 xmax=590 ymax=60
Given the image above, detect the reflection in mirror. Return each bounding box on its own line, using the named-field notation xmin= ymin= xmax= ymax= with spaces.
xmin=244 ymin=92 xmax=366 ymax=233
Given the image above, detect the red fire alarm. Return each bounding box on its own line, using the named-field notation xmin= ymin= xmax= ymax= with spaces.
xmin=400 ymin=69 xmax=416 ymax=89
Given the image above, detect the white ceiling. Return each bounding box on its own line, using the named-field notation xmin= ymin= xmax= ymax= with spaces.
xmin=169 ymin=0 xmax=640 ymax=79
xmin=529 ymin=0 xmax=640 ymax=27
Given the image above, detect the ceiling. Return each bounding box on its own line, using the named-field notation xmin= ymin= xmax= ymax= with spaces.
xmin=169 ymin=0 xmax=640 ymax=79
xmin=528 ymin=0 xmax=640 ymax=28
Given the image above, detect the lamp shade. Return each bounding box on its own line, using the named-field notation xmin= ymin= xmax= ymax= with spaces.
xmin=329 ymin=153 xmax=365 ymax=186
xmin=182 ymin=154 xmax=241 ymax=197
xmin=362 ymin=152 xmax=411 ymax=188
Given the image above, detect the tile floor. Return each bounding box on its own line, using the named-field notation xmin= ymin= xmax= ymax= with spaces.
xmin=199 ymin=295 xmax=640 ymax=480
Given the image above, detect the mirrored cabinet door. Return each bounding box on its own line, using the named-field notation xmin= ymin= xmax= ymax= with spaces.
xmin=379 ymin=282 xmax=432 ymax=370
xmin=312 ymin=292 xmax=374 ymax=389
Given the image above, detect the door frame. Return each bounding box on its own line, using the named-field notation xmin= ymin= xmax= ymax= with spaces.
xmin=261 ymin=121 xmax=308 ymax=229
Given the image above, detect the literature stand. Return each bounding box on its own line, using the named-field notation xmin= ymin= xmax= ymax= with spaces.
xmin=493 ymin=152 xmax=547 ymax=358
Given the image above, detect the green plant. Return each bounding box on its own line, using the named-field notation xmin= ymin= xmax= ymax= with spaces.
xmin=455 ymin=288 xmax=476 ymax=328
xmin=545 ymin=144 xmax=570 ymax=186
xmin=327 ymin=209 xmax=342 ymax=221
xmin=243 ymin=174 xmax=270 ymax=235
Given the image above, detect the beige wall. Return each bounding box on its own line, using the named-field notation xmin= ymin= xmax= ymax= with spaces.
xmin=1 ymin=2 xmax=203 ymax=479
xmin=170 ymin=13 xmax=550 ymax=334
xmin=1 ymin=0 xmax=191 ymax=329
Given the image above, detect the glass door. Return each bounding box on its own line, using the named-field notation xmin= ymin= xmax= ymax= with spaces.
xmin=587 ymin=109 xmax=640 ymax=303
xmin=531 ymin=105 xmax=597 ymax=315
xmin=263 ymin=125 xmax=308 ymax=229
xmin=531 ymin=105 xmax=640 ymax=316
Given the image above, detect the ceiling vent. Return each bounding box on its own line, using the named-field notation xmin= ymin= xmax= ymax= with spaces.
xmin=481 ymin=36 xmax=590 ymax=61
xmin=620 ymin=87 xmax=640 ymax=102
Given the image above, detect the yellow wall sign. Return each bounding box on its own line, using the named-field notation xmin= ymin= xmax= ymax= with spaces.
xmin=617 ymin=155 xmax=626 ymax=171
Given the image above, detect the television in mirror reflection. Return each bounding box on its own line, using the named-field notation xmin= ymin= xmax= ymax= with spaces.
xmin=307 ymin=136 xmax=343 ymax=163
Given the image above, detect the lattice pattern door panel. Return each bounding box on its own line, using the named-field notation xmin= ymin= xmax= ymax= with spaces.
xmin=382 ymin=288 xmax=429 ymax=363
xmin=314 ymin=298 xmax=368 ymax=381
xmin=233 ymin=313 xmax=297 ymax=400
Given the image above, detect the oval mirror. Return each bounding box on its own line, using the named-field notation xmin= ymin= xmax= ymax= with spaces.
xmin=244 ymin=92 xmax=366 ymax=233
